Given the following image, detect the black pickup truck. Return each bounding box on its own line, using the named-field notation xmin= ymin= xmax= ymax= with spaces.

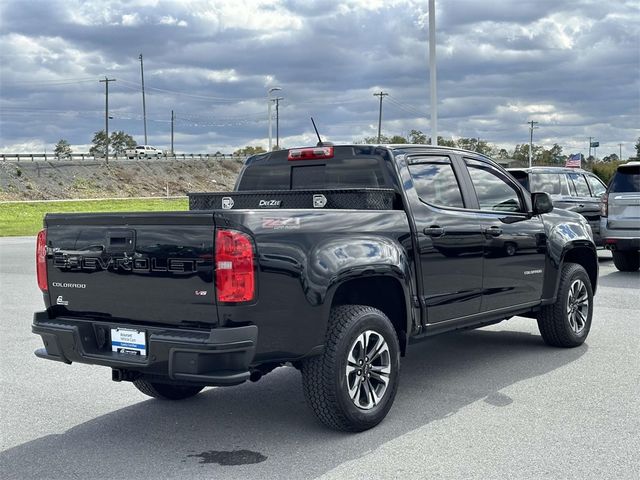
xmin=33 ymin=144 xmax=598 ymax=431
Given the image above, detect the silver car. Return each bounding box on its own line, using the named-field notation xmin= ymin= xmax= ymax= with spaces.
xmin=600 ymin=162 xmax=640 ymax=271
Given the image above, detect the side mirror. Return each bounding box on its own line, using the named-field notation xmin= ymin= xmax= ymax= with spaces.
xmin=532 ymin=192 xmax=553 ymax=215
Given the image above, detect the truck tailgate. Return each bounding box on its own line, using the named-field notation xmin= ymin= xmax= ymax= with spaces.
xmin=44 ymin=212 xmax=217 ymax=326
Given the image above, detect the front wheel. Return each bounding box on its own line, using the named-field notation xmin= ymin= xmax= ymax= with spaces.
xmin=537 ymin=263 xmax=593 ymax=347
xmin=133 ymin=379 xmax=204 ymax=400
xmin=301 ymin=305 xmax=400 ymax=432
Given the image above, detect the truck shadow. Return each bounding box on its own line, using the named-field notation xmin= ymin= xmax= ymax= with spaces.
xmin=597 ymin=270 xmax=640 ymax=289
xmin=1 ymin=327 xmax=586 ymax=479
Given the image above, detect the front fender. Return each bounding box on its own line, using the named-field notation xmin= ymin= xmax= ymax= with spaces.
xmin=542 ymin=210 xmax=598 ymax=301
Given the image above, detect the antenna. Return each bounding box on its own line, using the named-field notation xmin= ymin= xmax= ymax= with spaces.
xmin=311 ymin=117 xmax=322 ymax=145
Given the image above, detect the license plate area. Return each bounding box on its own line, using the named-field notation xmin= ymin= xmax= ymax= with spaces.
xmin=111 ymin=328 xmax=147 ymax=356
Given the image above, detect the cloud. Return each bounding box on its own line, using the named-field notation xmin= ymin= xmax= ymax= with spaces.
xmin=0 ymin=0 xmax=638 ymax=158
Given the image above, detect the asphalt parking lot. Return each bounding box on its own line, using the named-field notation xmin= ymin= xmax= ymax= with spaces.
xmin=1 ymin=236 xmax=638 ymax=479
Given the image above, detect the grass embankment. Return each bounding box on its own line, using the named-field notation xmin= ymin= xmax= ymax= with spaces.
xmin=0 ymin=197 xmax=188 ymax=237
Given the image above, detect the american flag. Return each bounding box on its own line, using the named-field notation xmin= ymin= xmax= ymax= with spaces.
xmin=566 ymin=154 xmax=581 ymax=168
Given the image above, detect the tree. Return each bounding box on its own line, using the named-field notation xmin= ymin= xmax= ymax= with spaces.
xmin=233 ymin=146 xmax=267 ymax=156
xmin=539 ymin=143 xmax=563 ymax=165
xmin=89 ymin=130 xmax=108 ymax=156
xmin=54 ymin=139 xmax=72 ymax=158
xmin=89 ymin=130 xmax=137 ymax=157
xmin=110 ymin=131 xmax=136 ymax=155
xmin=602 ymin=153 xmax=619 ymax=163
xmin=363 ymin=135 xmax=391 ymax=143
xmin=388 ymin=135 xmax=407 ymax=144
xmin=408 ymin=129 xmax=427 ymax=144
xmin=635 ymin=137 xmax=640 ymax=160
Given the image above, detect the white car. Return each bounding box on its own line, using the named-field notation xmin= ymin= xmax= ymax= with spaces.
xmin=126 ymin=145 xmax=163 ymax=159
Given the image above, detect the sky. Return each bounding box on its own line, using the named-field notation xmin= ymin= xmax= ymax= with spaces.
xmin=0 ymin=0 xmax=638 ymax=158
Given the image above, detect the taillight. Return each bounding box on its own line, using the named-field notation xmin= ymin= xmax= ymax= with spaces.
xmin=288 ymin=146 xmax=334 ymax=161
xmin=36 ymin=229 xmax=48 ymax=292
xmin=600 ymin=195 xmax=608 ymax=217
xmin=215 ymin=229 xmax=255 ymax=303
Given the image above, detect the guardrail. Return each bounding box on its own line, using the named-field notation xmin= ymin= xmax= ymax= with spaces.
xmin=0 ymin=153 xmax=247 ymax=162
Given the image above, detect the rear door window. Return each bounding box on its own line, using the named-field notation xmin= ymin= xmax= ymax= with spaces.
xmin=408 ymin=157 xmax=465 ymax=208
xmin=610 ymin=166 xmax=640 ymax=193
xmin=586 ymin=174 xmax=606 ymax=197
xmin=530 ymin=173 xmax=570 ymax=195
xmin=567 ymin=172 xmax=591 ymax=196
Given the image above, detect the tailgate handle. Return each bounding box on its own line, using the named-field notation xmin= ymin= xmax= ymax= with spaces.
xmin=106 ymin=230 xmax=135 ymax=252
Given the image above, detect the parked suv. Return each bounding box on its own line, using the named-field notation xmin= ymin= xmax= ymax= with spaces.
xmin=601 ymin=162 xmax=640 ymax=271
xmin=508 ymin=167 xmax=606 ymax=245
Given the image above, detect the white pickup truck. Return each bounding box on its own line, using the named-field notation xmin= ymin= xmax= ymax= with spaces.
xmin=125 ymin=145 xmax=164 ymax=160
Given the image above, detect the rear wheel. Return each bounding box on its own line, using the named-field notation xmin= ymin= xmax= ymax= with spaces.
xmin=537 ymin=263 xmax=593 ymax=347
xmin=301 ymin=305 xmax=400 ymax=432
xmin=612 ymin=250 xmax=640 ymax=272
xmin=133 ymin=379 xmax=204 ymax=400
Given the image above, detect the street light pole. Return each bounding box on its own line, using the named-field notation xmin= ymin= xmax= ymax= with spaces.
xmin=429 ymin=0 xmax=438 ymax=146
xmin=274 ymin=97 xmax=283 ymax=149
xmin=267 ymin=87 xmax=281 ymax=151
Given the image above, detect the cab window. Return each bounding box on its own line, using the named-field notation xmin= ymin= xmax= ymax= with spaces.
xmin=465 ymin=159 xmax=523 ymax=213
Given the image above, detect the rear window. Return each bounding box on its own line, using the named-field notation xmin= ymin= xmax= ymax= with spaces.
xmin=610 ymin=165 xmax=640 ymax=193
xmin=236 ymin=147 xmax=391 ymax=191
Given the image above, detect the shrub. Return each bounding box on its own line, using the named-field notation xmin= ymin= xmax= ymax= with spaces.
xmin=592 ymin=161 xmax=624 ymax=185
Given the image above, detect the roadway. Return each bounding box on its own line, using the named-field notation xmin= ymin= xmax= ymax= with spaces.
xmin=1 ymin=237 xmax=638 ymax=479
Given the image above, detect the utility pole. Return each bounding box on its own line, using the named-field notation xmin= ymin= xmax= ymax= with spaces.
xmin=528 ymin=120 xmax=538 ymax=167
xmin=139 ymin=54 xmax=147 ymax=145
xmin=429 ymin=0 xmax=438 ymax=145
xmin=171 ymin=110 xmax=174 ymax=155
xmin=374 ymin=91 xmax=388 ymax=143
xmin=273 ymin=97 xmax=283 ymax=149
xmin=99 ymin=77 xmax=116 ymax=163
xmin=588 ymin=136 xmax=593 ymax=160
xmin=619 ymin=143 xmax=623 ymax=161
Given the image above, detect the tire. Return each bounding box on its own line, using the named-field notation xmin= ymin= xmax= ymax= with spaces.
xmin=612 ymin=250 xmax=640 ymax=272
xmin=504 ymin=242 xmax=517 ymax=256
xmin=537 ymin=263 xmax=593 ymax=348
xmin=301 ymin=305 xmax=400 ymax=432
xmin=133 ymin=379 xmax=204 ymax=400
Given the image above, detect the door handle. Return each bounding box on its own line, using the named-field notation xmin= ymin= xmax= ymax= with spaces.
xmin=423 ymin=226 xmax=445 ymax=237
xmin=483 ymin=226 xmax=502 ymax=237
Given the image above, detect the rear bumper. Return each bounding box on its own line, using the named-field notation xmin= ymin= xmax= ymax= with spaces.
xmin=32 ymin=311 xmax=257 ymax=386
xmin=600 ymin=221 xmax=640 ymax=252
xmin=602 ymin=237 xmax=640 ymax=252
